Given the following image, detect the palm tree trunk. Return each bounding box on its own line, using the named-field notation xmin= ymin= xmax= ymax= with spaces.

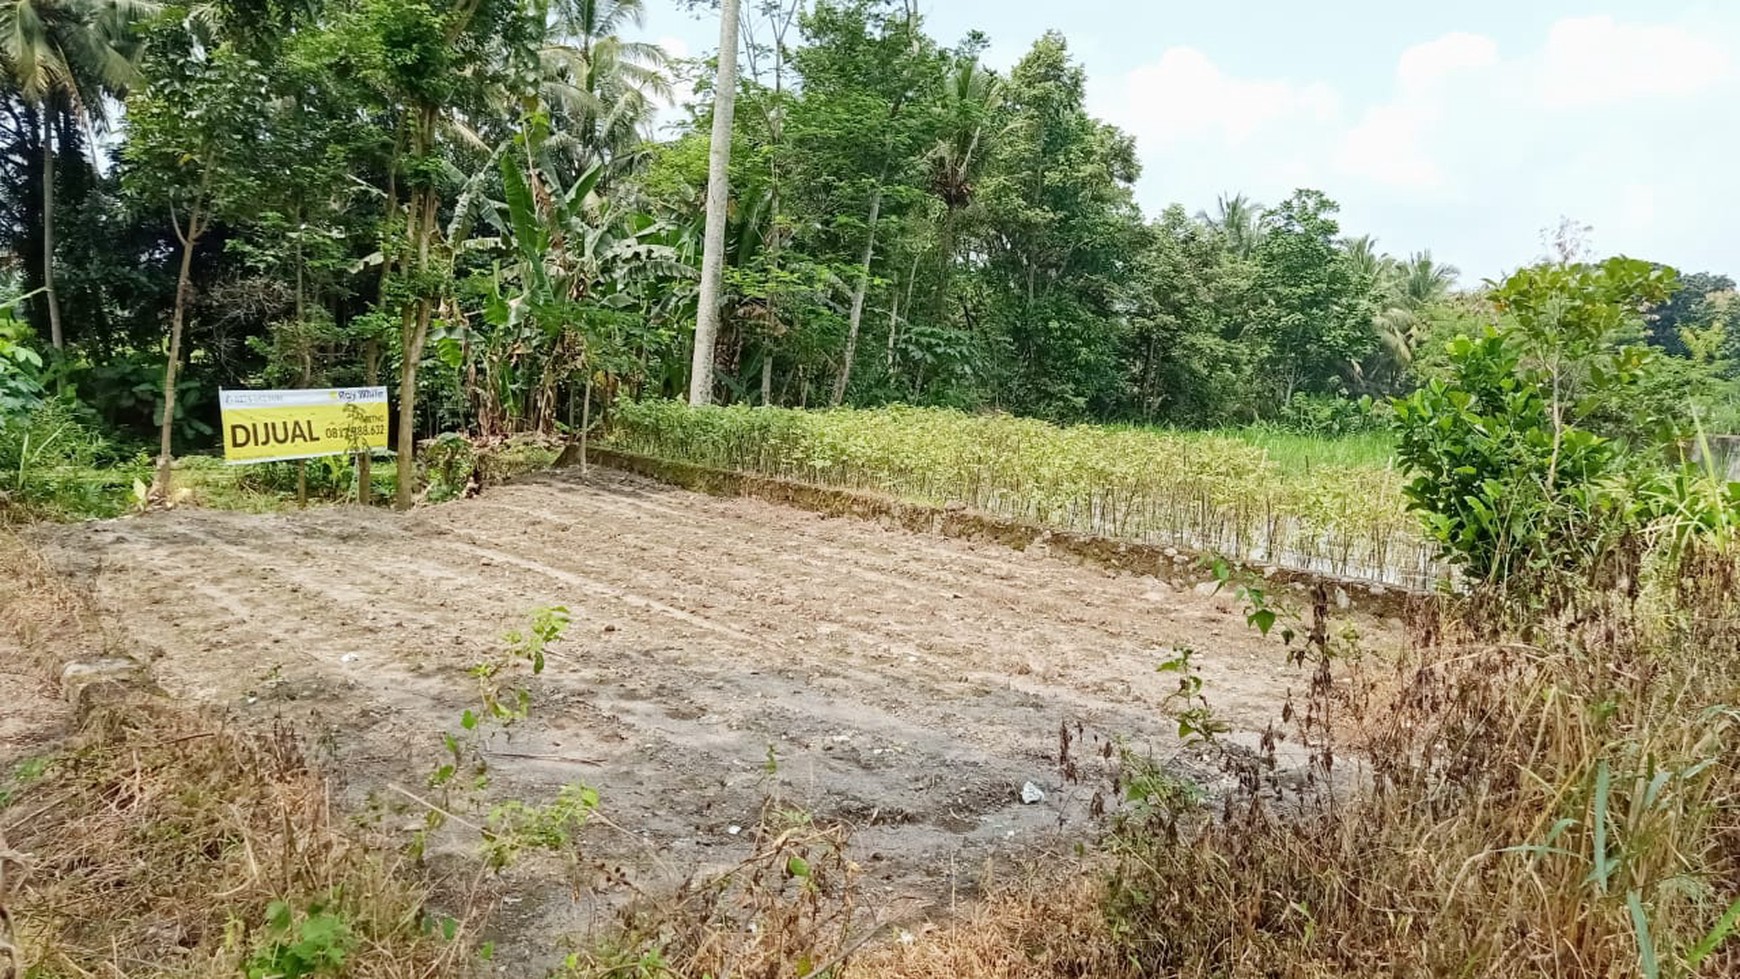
xmin=884 ymin=276 xmax=900 ymax=372
xmin=689 ymin=0 xmax=742 ymax=407
xmin=831 ymin=182 xmax=884 ymax=407
xmin=361 ymin=120 xmax=407 ymax=508
xmin=294 ymin=202 xmax=308 ymax=507
xmin=932 ymin=205 xmax=958 ymax=323
xmin=760 ymin=352 xmax=772 ymax=405
xmin=41 ymin=114 xmax=63 ymax=350
xmin=153 ymin=204 xmax=204 ymax=497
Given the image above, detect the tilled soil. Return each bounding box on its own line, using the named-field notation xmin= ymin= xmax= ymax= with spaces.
xmin=25 ymin=468 xmax=1382 ymax=963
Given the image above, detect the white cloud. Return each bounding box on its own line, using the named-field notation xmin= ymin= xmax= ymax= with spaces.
xmin=1396 ymin=32 xmax=1499 ymax=93
xmin=657 ymin=34 xmax=691 ymax=59
xmin=1536 ymin=15 xmax=1731 ymax=108
xmin=1099 ymin=13 xmax=1739 ymax=277
xmin=1115 ymin=47 xmax=1339 ymax=146
xmin=1334 ymin=33 xmax=1499 ymax=191
xmin=1336 ymin=103 xmax=1442 ymax=190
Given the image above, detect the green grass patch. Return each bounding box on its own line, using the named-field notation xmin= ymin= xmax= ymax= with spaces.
xmin=1199 ymin=427 xmax=1397 ymax=473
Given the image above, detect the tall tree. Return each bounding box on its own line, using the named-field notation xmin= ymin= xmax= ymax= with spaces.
xmin=975 ymin=30 xmax=1145 ymax=418
xmin=123 ymin=7 xmax=270 ymax=495
xmin=1643 ymin=270 xmax=1736 ymax=359
xmin=539 ymin=0 xmax=670 ymax=177
xmin=323 ymin=0 xmax=544 ymax=507
xmin=1247 ymin=188 xmax=1375 ymax=405
xmin=1359 ymin=247 xmax=1458 ymax=393
xmin=925 ymin=51 xmax=998 ymax=321
xmin=689 ymin=0 xmax=739 ymax=405
xmin=0 ymin=0 xmax=155 ymax=349
xmin=781 ymin=0 xmax=941 ymax=406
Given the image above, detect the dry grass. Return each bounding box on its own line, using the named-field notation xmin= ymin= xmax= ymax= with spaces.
xmin=4 ymin=527 xmax=1737 ymax=978
xmin=846 ymin=570 xmax=1740 ymax=979
xmin=561 ymin=806 xmax=872 ymax=979
xmin=850 ymin=873 xmax=1125 ymax=979
xmin=0 ymin=531 xmax=478 ymax=979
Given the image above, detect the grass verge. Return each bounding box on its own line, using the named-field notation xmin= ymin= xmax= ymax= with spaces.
xmin=0 ymin=533 xmax=477 ymax=979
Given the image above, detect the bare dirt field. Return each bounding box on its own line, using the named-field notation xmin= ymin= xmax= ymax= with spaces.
xmin=20 ymin=467 xmax=1389 ymax=966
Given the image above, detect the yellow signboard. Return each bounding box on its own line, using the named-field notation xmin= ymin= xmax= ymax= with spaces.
xmin=219 ymin=387 xmax=390 ymax=464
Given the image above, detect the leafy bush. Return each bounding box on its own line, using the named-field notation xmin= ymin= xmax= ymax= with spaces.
xmin=1393 ymin=258 xmax=1698 ymax=599
xmin=0 ymin=319 xmax=44 ymax=420
xmin=54 ymin=349 xmax=216 ymax=450
xmin=1273 ymin=392 xmax=1385 ymax=437
xmin=0 ymin=399 xmax=139 ymax=519
xmin=245 ymin=899 xmax=355 ymax=979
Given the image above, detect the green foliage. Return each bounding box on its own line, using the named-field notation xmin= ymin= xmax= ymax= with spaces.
xmin=422 ymin=606 xmax=587 ymax=873
xmin=1392 ymin=258 xmax=1700 ymax=594
xmin=481 ymin=783 xmax=599 ymax=870
xmin=245 ymin=899 xmax=355 ymax=979
xmin=608 ymin=400 xmax=1433 ymax=583
xmin=0 ymin=398 xmax=136 ymax=517
xmin=1274 ymin=393 xmax=1384 ymax=438
xmin=0 ymin=316 xmax=45 ymax=420
xmin=1248 ymin=189 xmax=1376 ymax=403
xmin=1156 ymin=646 xmax=1229 ymax=743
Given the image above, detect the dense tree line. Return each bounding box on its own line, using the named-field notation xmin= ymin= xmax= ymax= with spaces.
xmin=0 ymin=0 xmax=1734 ymax=501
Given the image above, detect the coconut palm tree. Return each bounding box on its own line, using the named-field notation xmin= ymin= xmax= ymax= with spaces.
xmin=927 ymin=55 xmax=1001 ymax=318
xmin=1361 ymin=248 xmax=1459 ymax=391
xmin=538 ymin=0 xmax=670 ymax=177
xmin=690 ymin=0 xmax=740 ymax=405
xmin=1342 ymin=234 xmax=1390 ymax=285
xmin=1397 ymin=249 xmax=1457 ymax=308
xmin=1198 ymin=192 xmax=1263 ymax=259
xmin=0 ymin=0 xmax=156 ymax=350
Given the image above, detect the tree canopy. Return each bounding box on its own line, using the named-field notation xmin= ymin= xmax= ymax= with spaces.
xmin=0 ymin=0 xmax=1733 ymax=491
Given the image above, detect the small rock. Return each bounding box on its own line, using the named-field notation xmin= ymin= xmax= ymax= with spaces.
xmin=60 ymin=657 xmax=146 ymax=705
xmin=726 ymin=824 xmax=742 ymax=836
xmin=1162 ymin=547 xmax=1179 ymax=558
xmin=1334 ymin=586 xmax=1352 ymax=610
xmin=1192 ymin=581 xmax=1221 ymax=597
xmin=1020 ymin=781 xmax=1046 ymax=804
xmin=339 ymin=653 xmax=359 ymax=664
xmin=1367 ymin=583 xmax=1387 ymax=597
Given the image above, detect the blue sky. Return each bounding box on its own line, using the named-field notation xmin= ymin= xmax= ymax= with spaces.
xmin=639 ymin=1 xmax=1740 ymax=284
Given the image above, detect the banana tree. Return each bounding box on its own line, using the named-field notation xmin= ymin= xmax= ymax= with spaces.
xmin=456 ymin=122 xmax=691 ymax=438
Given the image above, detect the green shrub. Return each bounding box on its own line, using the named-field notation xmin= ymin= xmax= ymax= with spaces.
xmin=0 ymin=399 xmax=140 ymax=519
xmin=0 ymin=318 xmax=44 ymax=419
xmin=1391 ymin=258 xmax=1707 ymax=604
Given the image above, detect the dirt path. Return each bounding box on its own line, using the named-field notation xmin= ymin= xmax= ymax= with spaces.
xmin=25 ymin=468 xmax=1382 ymax=962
